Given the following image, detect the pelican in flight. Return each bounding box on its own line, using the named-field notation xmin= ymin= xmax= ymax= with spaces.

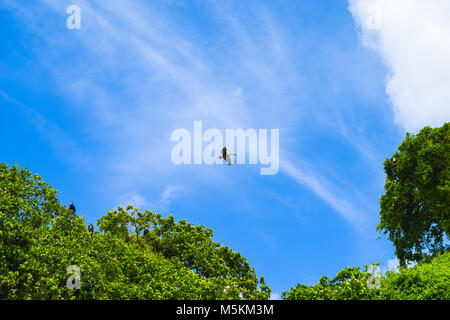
xmin=218 ymin=147 xmax=236 ymax=165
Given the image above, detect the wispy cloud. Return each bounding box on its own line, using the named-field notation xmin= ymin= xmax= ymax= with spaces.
xmin=281 ymin=157 xmax=372 ymax=233
xmin=0 ymin=90 xmax=89 ymax=167
xmin=117 ymin=186 xmax=183 ymax=214
xmin=2 ymin=0 xmax=383 ymax=233
xmin=1 ymin=1 xmax=298 ymax=181
xmin=116 ymin=192 xmax=150 ymax=211
xmin=152 ymin=185 xmax=183 ymax=213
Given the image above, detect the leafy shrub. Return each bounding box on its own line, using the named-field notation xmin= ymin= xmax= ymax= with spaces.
xmin=282 ymin=252 xmax=450 ymax=300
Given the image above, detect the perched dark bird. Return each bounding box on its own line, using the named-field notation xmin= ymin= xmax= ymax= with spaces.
xmin=143 ymin=229 xmax=149 ymax=236
xmin=69 ymin=201 xmax=76 ymax=214
xmin=218 ymin=147 xmax=236 ymax=165
xmin=88 ymin=223 xmax=94 ymax=233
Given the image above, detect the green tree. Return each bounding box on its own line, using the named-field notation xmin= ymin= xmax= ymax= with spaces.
xmin=378 ymin=123 xmax=449 ymax=266
xmin=97 ymin=206 xmax=271 ymax=299
xmin=0 ymin=163 xmax=270 ymax=300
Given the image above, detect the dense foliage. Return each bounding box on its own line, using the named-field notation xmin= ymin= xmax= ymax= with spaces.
xmin=378 ymin=123 xmax=449 ymax=266
xmin=282 ymin=252 xmax=450 ymax=300
xmin=381 ymin=252 xmax=449 ymax=300
xmin=281 ymin=265 xmax=382 ymax=300
xmin=0 ymin=163 xmax=270 ymax=299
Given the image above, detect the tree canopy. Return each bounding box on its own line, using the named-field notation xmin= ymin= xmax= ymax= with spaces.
xmin=378 ymin=123 xmax=449 ymax=266
xmin=0 ymin=163 xmax=270 ymax=299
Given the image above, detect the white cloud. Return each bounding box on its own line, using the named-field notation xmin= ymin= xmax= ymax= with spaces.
xmin=381 ymin=256 xmax=418 ymax=275
xmin=383 ymin=257 xmax=400 ymax=274
xmin=117 ymin=192 xmax=150 ymax=210
xmin=117 ymin=186 xmax=182 ymax=213
xmin=349 ymin=0 xmax=450 ymax=132
xmin=270 ymin=292 xmax=280 ymax=300
xmin=156 ymin=185 xmax=182 ymax=211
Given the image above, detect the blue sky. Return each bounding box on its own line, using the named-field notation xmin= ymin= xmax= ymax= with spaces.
xmin=1 ymin=0 xmax=449 ymax=298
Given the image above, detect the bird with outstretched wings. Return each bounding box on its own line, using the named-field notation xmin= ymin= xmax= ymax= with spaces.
xmin=218 ymin=147 xmax=236 ymax=165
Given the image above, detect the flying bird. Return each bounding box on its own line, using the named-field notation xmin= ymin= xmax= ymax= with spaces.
xmin=218 ymin=147 xmax=236 ymax=165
